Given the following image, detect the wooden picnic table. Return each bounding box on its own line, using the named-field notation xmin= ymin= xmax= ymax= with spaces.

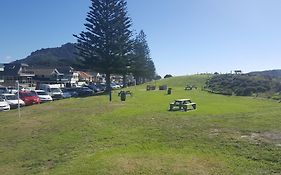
xmin=169 ymin=99 xmax=196 ymax=111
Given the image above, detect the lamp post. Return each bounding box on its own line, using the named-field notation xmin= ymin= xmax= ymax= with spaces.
xmin=16 ymin=80 xmax=21 ymax=119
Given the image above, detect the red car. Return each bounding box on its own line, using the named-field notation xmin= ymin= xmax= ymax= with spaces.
xmin=19 ymin=91 xmax=41 ymax=106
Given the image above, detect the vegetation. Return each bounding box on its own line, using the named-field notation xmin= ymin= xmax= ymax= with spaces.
xmin=205 ymin=74 xmax=281 ymax=98
xmin=1 ymin=75 xmax=281 ymax=174
xmin=249 ymin=69 xmax=281 ymax=78
xmin=164 ymin=74 xmax=173 ymax=78
xmin=13 ymin=43 xmax=78 ymax=67
xmin=131 ymin=30 xmax=156 ymax=84
xmin=74 ymin=0 xmax=133 ymax=91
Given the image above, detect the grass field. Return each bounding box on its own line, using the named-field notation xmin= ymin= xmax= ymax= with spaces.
xmin=0 ymin=75 xmax=281 ymax=175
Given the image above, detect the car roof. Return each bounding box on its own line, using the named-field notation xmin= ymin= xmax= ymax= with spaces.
xmin=1 ymin=93 xmax=16 ymax=96
xmin=19 ymin=91 xmax=32 ymax=93
xmin=35 ymin=90 xmax=45 ymax=92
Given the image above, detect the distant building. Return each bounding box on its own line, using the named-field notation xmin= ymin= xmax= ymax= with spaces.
xmin=76 ymin=71 xmax=93 ymax=83
xmin=30 ymin=66 xmax=79 ymax=86
xmin=31 ymin=68 xmax=63 ymax=84
xmin=2 ymin=63 xmax=35 ymax=88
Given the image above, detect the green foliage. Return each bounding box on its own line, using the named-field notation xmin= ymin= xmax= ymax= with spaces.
xmin=164 ymin=74 xmax=173 ymax=78
xmin=205 ymin=74 xmax=281 ymax=97
xmin=130 ymin=30 xmax=156 ymax=83
xmin=249 ymin=69 xmax=281 ymax=78
xmin=74 ymin=0 xmax=133 ymax=90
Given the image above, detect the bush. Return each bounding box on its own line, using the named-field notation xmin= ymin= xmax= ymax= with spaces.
xmin=205 ymin=74 xmax=280 ymax=97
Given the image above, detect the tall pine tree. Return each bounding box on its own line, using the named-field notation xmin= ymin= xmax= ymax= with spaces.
xmin=74 ymin=0 xmax=132 ymax=91
xmin=131 ymin=30 xmax=156 ymax=84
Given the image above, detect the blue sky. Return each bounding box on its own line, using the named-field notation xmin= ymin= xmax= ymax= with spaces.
xmin=0 ymin=0 xmax=281 ymax=76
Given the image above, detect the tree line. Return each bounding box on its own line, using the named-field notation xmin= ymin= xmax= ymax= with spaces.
xmin=73 ymin=0 xmax=156 ymax=91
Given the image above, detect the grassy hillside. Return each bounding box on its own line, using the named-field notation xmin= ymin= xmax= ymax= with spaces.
xmin=205 ymin=74 xmax=281 ymax=99
xmin=0 ymin=75 xmax=281 ymax=175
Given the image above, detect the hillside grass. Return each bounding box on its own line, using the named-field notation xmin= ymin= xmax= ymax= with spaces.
xmin=0 ymin=75 xmax=281 ymax=175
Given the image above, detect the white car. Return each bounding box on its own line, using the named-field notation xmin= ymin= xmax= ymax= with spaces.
xmin=0 ymin=96 xmax=10 ymax=111
xmin=111 ymin=82 xmax=121 ymax=89
xmin=1 ymin=94 xmax=25 ymax=109
xmin=34 ymin=90 xmax=53 ymax=102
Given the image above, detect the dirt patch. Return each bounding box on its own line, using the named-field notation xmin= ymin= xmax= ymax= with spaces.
xmin=240 ymin=132 xmax=281 ymax=145
xmin=112 ymin=155 xmax=227 ymax=174
xmin=209 ymin=129 xmax=221 ymax=137
xmin=261 ymin=132 xmax=281 ymax=141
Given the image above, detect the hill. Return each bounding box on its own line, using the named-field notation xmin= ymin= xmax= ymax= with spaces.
xmin=248 ymin=69 xmax=281 ymax=78
xmin=205 ymin=74 xmax=281 ymax=99
xmin=13 ymin=43 xmax=79 ymax=67
xmin=0 ymin=75 xmax=281 ymax=174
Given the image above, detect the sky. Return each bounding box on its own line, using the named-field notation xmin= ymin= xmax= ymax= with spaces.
xmin=0 ymin=0 xmax=281 ymax=76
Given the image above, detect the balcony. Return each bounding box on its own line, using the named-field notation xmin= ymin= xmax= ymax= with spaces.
xmin=20 ymin=70 xmax=35 ymax=77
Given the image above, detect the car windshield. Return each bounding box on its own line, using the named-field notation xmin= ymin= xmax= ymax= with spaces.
xmin=21 ymin=91 xmax=37 ymax=97
xmin=6 ymin=95 xmax=17 ymax=100
xmin=51 ymin=88 xmax=61 ymax=93
xmin=36 ymin=91 xmax=47 ymax=95
xmin=0 ymin=96 xmax=4 ymax=102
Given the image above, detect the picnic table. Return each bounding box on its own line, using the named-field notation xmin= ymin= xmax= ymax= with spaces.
xmin=169 ymin=99 xmax=196 ymax=111
xmin=118 ymin=90 xmax=133 ymax=97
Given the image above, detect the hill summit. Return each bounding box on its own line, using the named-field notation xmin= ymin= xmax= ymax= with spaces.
xmin=13 ymin=43 xmax=79 ymax=67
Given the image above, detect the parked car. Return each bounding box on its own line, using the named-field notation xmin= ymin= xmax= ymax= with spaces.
xmin=0 ymin=86 xmax=8 ymax=94
xmin=64 ymin=87 xmax=93 ymax=97
xmin=7 ymin=86 xmax=18 ymax=94
xmin=0 ymin=96 xmax=10 ymax=111
xmin=34 ymin=90 xmax=53 ymax=102
xmin=1 ymin=94 xmax=25 ymax=109
xmin=61 ymin=88 xmax=78 ymax=98
xmin=38 ymin=84 xmax=63 ymax=100
xmin=111 ymin=82 xmax=121 ymax=89
xmin=75 ymin=87 xmax=94 ymax=97
xmin=61 ymin=88 xmax=73 ymax=98
xmin=95 ymin=83 xmax=106 ymax=92
xmin=19 ymin=91 xmax=41 ymax=106
xmin=84 ymin=84 xmax=101 ymax=93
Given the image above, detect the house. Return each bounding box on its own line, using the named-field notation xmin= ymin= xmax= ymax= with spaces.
xmin=0 ymin=64 xmax=4 ymax=84
xmin=30 ymin=66 xmax=80 ymax=86
xmin=2 ymin=63 xmax=35 ymax=88
xmin=31 ymin=68 xmax=64 ymax=84
xmin=77 ymin=71 xmax=94 ymax=83
xmin=56 ymin=66 xmax=77 ymax=84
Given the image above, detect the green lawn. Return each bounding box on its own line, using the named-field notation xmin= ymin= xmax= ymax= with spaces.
xmin=0 ymin=75 xmax=280 ymax=175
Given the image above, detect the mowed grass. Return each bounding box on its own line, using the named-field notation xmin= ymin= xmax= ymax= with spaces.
xmin=0 ymin=75 xmax=281 ymax=175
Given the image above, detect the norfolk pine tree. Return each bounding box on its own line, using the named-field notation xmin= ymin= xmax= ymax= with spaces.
xmin=74 ymin=0 xmax=133 ymax=92
xmin=131 ymin=30 xmax=156 ymax=84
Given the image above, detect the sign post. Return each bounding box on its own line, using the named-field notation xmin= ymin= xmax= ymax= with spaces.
xmin=16 ymin=80 xmax=21 ymax=119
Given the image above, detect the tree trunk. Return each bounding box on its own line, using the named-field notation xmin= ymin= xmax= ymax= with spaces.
xmin=105 ymin=73 xmax=111 ymax=92
xmin=122 ymin=74 xmax=127 ymax=88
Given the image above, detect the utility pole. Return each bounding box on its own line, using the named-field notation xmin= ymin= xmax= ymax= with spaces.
xmin=16 ymin=80 xmax=21 ymax=119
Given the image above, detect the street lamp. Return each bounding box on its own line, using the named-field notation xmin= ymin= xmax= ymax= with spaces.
xmin=16 ymin=80 xmax=21 ymax=118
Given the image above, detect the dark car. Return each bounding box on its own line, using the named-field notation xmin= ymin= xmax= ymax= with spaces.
xmin=75 ymin=87 xmax=94 ymax=97
xmin=84 ymin=84 xmax=101 ymax=93
xmin=61 ymin=88 xmax=78 ymax=98
xmin=95 ymin=83 xmax=106 ymax=92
